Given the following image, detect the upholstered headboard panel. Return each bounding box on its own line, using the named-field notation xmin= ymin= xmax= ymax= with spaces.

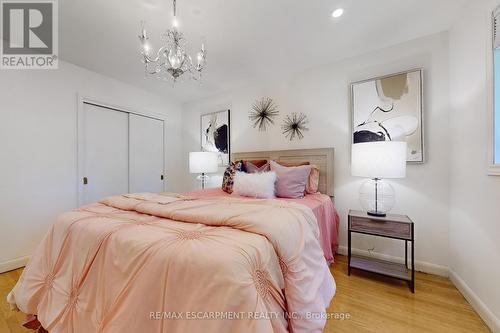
xmin=232 ymin=148 xmax=335 ymax=197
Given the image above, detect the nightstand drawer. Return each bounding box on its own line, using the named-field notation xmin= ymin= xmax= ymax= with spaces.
xmin=350 ymin=216 xmax=412 ymax=239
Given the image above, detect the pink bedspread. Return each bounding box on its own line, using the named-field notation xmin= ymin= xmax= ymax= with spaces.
xmin=186 ymin=188 xmax=340 ymax=263
xmin=8 ymin=193 xmax=335 ymax=333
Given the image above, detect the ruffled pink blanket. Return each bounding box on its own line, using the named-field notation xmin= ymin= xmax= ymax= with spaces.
xmin=8 ymin=193 xmax=335 ymax=333
xmin=185 ymin=188 xmax=340 ymax=263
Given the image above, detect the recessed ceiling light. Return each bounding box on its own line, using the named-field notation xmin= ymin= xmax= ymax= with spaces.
xmin=332 ymin=8 xmax=344 ymax=18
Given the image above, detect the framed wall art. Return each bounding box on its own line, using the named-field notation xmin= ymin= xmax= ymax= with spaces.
xmin=351 ymin=69 xmax=424 ymax=163
xmin=201 ymin=109 xmax=230 ymax=166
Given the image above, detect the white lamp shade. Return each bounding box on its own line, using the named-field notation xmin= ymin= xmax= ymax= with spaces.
xmin=351 ymin=142 xmax=407 ymax=179
xmin=189 ymin=152 xmax=218 ymax=174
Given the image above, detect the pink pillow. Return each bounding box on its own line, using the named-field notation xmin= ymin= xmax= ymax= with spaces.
xmin=244 ymin=161 xmax=270 ymax=173
xmin=270 ymin=160 xmax=311 ymax=199
xmin=306 ymin=165 xmax=320 ymax=194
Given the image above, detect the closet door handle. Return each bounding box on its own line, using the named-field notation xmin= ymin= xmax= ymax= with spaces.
xmin=160 ymin=175 xmax=164 ymax=180
xmin=83 ymin=177 xmax=88 ymax=185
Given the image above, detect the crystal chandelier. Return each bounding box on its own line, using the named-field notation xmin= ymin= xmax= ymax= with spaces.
xmin=139 ymin=0 xmax=206 ymax=82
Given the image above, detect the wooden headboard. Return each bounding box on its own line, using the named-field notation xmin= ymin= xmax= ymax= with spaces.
xmin=232 ymin=148 xmax=335 ymax=197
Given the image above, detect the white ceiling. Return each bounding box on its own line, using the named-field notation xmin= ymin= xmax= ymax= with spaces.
xmin=60 ymin=0 xmax=468 ymax=103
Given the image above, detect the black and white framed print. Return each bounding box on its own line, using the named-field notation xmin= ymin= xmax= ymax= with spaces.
xmin=201 ymin=109 xmax=230 ymax=166
xmin=351 ymin=69 xmax=424 ymax=163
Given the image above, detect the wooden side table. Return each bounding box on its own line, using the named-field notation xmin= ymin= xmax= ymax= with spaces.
xmin=348 ymin=210 xmax=415 ymax=293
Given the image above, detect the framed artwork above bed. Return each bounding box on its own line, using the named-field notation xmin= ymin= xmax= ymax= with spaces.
xmin=201 ymin=109 xmax=230 ymax=166
xmin=351 ymin=69 xmax=424 ymax=163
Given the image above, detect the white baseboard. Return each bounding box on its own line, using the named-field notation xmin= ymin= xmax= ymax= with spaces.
xmin=335 ymin=246 xmax=498 ymax=332
xmin=450 ymin=269 xmax=500 ymax=333
xmin=0 ymin=255 xmax=30 ymax=273
xmin=337 ymin=246 xmax=449 ymax=277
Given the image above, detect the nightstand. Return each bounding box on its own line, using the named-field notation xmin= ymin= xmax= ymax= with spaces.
xmin=348 ymin=210 xmax=415 ymax=293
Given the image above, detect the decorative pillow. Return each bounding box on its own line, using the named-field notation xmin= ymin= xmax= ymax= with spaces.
xmin=270 ymin=160 xmax=311 ymax=199
xmin=276 ymin=161 xmax=318 ymax=193
xmin=306 ymin=165 xmax=320 ymax=194
xmin=221 ymin=161 xmax=244 ymax=194
xmin=276 ymin=161 xmax=310 ymax=167
xmin=232 ymin=171 xmax=276 ymax=199
xmin=244 ymin=160 xmax=270 ymax=173
xmin=244 ymin=159 xmax=268 ymax=167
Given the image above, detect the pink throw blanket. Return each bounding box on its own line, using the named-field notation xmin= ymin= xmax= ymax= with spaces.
xmin=8 ymin=193 xmax=335 ymax=333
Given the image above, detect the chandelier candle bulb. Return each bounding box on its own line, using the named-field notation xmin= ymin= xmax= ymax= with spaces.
xmin=140 ymin=23 xmax=148 ymax=40
xmin=196 ymin=43 xmax=206 ymax=71
xmin=143 ymin=42 xmax=150 ymax=54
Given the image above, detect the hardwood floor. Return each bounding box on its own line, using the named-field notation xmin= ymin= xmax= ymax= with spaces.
xmin=0 ymin=269 xmax=29 ymax=333
xmin=325 ymin=256 xmax=489 ymax=333
xmin=0 ymin=255 xmax=490 ymax=333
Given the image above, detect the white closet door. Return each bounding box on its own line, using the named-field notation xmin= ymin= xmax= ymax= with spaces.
xmin=82 ymin=103 xmax=129 ymax=204
xmin=129 ymin=114 xmax=164 ymax=193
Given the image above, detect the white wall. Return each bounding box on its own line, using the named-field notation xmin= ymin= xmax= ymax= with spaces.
xmin=0 ymin=60 xmax=183 ymax=272
xmin=182 ymin=32 xmax=451 ymax=274
xmin=449 ymin=0 xmax=500 ymax=331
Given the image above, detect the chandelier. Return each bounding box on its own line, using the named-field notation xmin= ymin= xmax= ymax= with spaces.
xmin=138 ymin=0 xmax=206 ymax=83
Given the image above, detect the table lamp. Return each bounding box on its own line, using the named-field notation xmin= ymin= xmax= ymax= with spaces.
xmin=351 ymin=141 xmax=407 ymax=217
xmin=189 ymin=152 xmax=218 ymax=189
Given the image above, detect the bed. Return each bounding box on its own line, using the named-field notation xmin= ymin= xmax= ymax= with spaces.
xmin=231 ymin=148 xmax=339 ymax=263
xmin=184 ymin=188 xmax=339 ymax=263
xmin=8 ymin=148 xmax=337 ymax=333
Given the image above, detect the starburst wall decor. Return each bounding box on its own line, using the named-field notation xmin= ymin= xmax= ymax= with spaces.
xmin=282 ymin=112 xmax=309 ymax=141
xmin=249 ymin=97 xmax=279 ymax=131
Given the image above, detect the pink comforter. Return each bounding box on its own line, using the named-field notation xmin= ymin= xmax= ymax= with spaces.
xmin=186 ymin=188 xmax=340 ymax=263
xmin=8 ymin=193 xmax=335 ymax=333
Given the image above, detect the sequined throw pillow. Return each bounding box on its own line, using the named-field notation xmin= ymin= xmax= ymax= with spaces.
xmin=222 ymin=160 xmax=244 ymax=194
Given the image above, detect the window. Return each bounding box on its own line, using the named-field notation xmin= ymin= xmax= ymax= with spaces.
xmin=491 ymin=8 xmax=500 ymax=173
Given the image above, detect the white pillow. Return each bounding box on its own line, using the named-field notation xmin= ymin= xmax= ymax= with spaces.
xmin=232 ymin=171 xmax=276 ymax=199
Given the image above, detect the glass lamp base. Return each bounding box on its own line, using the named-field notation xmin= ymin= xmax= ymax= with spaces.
xmin=359 ymin=178 xmax=395 ymax=217
xmin=367 ymin=211 xmax=387 ymax=217
xmin=196 ymin=173 xmax=210 ymax=189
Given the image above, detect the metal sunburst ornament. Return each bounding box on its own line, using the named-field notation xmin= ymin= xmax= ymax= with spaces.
xmin=249 ymin=97 xmax=279 ymax=131
xmin=282 ymin=112 xmax=309 ymax=141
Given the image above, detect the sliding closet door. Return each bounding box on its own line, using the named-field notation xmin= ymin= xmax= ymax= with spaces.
xmin=129 ymin=114 xmax=165 ymax=193
xmin=82 ymin=103 xmax=129 ymax=204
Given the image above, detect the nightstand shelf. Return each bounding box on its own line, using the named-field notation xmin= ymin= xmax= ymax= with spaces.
xmin=348 ymin=209 xmax=415 ymax=292
xmin=350 ymin=255 xmax=411 ymax=281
